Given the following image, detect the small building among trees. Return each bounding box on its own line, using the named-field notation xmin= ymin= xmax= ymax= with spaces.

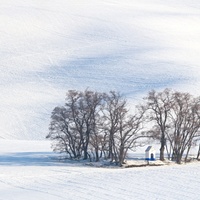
xmin=145 ymin=146 xmax=156 ymax=161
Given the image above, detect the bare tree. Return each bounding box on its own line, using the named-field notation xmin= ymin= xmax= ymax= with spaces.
xmin=102 ymin=91 xmax=126 ymax=162
xmin=166 ymin=92 xmax=200 ymax=163
xmin=144 ymin=89 xmax=172 ymax=161
xmin=47 ymin=106 xmax=82 ymax=159
xmin=115 ymin=106 xmax=147 ymax=166
xmin=102 ymin=92 xmax=148 ymax=166
xmin=77 ymin=90 xmax=103 ymax=160
xmin=47 ymin=89 xmax=104 ymax=160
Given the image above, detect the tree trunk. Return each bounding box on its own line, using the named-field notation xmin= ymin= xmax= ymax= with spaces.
xmin=185 ymin=145 xmax=191 ymax=162
xmin=160 ymin=145 xmax=165 ymax=161
xmin=95 ymin=149 xmax=99 ymax=162
xmin=108 ymin=133 xmax=114 ymax=161
xmin=165 ymin=142 xmax=171 ymax=160
xmin=118 ymin=145 xmax=125 ymax=166
xmin=160 ymin=134 xmax=165 ymax=161
xmin=83 ymin=142 xmax=89 ymax=160
xmin=196 ymin=144 xmax=200 ymax=160
xmin=176 ymin=153 xmax=182 ymax=164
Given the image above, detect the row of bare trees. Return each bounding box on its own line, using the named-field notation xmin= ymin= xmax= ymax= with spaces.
xmin=47 ymin=88 xmax=200 ymax=165
xmin=144 ymin=89 xmax=200 ymax=164
xmin=47 ymin=90 xmax=147 ymax=166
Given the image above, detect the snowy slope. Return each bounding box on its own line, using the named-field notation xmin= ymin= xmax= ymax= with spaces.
xmin=1 ymin=0 xmax=200 ymax=139
xmin=0 ymin=140 xmax=200 ymax=200
xmin=2 ymin=163 xmax=200 ymax=200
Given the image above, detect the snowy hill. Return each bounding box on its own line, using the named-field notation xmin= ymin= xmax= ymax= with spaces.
xmin=0 ymin=139 xmax=199 ymax=200
xmin=1 ymin=0 xmax=200 ymax=139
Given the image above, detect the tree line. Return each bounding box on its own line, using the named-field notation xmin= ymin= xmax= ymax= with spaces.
xmin=46 ymin=88 xmax=200 ymax=165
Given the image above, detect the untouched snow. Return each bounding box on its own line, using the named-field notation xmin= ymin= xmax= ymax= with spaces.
xmin=0 ymin=140 xmax=200 ymax=200
xmin=1 ymin=0 xmax=200 ymax=139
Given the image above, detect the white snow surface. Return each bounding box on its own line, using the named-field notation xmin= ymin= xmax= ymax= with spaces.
xmin=1 ymin=1 xmax=200 ymax=139
xmin=0 ymin=139 xmax=199 ymax=200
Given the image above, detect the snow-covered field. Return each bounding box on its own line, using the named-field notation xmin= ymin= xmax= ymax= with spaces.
xmin=1 ymin=0 xmax=200 ymax=199
xmin=0 ymin=140 xmax=200 ymax=200
xmin=1 ymin=0 xmax=200 ymax=139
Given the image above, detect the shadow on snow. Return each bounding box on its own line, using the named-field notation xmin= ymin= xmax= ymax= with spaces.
xmin=0 ymin=152 xmax=71 ymax=166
